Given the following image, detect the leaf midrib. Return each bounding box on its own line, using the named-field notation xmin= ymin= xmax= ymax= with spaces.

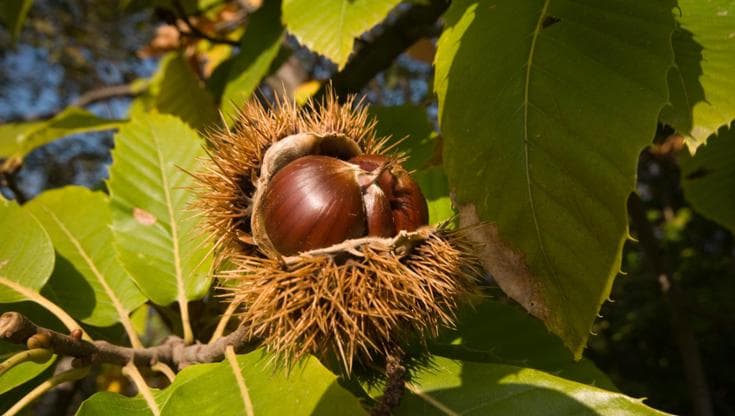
xmin=150 ymin=125 xmax=190 ymax=335
xmin=39 ymin=204 xmax=141 ymax=348
xmin=522 ymin=0 xmax=561 ymax=288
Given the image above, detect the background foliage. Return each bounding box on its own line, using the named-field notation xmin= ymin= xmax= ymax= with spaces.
xmin=0 ymin=0 xmax=733 ymax=415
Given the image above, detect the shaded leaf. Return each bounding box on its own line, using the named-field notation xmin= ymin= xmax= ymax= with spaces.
xmin=0 ymin=107 xmax=121 ymax=170
xmin=679 ymin=122 xmax=735 ymax=233
xmin=0 ymin=0 xmax=33 ymax=40
xmin=282 ymin=0 xmax=402 ymax=68
xmin=434 ymin=0 xmax=675 ymax=356
xmin=25 ymin=187 xmax=146 ymax=327
xmin=109 ymin=114 xmax=213 ymax=308
xmin=396 ymin=357 xmax=668 ymax=415
xmin=132 ymin=53 xmax=218 ymax=130
xmin=433 ymin=299 xmax=616 ymax=390
xmin=660 ymin=0 xmax=735 ymax=151
xmin=369 ymin=105 xmax=436 ymax=171
xmin=209 ymin=0 xmax=284 ymax=122
xmin=0 ymin=350 xmax=55 ymax=396
xmin=0 ymin=200 xmax=54 ymax=303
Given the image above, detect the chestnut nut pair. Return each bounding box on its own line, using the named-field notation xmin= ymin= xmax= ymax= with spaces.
xmin=260 ymin=154 xmax=429 ymax=256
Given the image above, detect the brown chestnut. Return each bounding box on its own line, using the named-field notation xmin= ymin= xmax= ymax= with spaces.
xmin=260 ymin=154 xmax=429 ymax=256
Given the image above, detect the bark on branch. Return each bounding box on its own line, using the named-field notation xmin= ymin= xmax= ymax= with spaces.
xmin=0 ymin=312 xmax=258 ymax=371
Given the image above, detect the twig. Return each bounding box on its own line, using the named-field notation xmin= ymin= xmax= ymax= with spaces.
xmin=628 ymin=193 xmax=714 ymax=416
xmin=320 ymin=0 xmax=449 ymax=99
xmin=0 ymin=311 xmax=259 ymax=371
xmin=3 ymin=366 xmax=90 ymax=416
xmin=172 ymin=0 xmax=239 ymax=46
xmin=0 ymin=276 xmax=89 ymax=339
xmin=72 ymin=83 xmax=140 ymax=108
xmin=370 ymin=353 xmax=407 ymax=416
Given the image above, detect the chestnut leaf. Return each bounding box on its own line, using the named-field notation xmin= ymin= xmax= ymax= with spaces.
xmin=77 ymin=352 xmax=366 ymax=416
xmin=0 ymin=200 xmax=54 ymax=306
xmin=680 ymin=122 xmax=735 ymax=234
xmin=435 ymin=0 xmax=675 ymax=358
xmin=395 ymin=357 xmax=669 ymax=415
xmin=25 ymin=187 xmax=146 ymax=328
xmin=282 ymin=0 xmax=402 ymax=69
xmin=659 ymin=0 xmax=735 ymax=152
xmin=108 ymin=114 xmax=213 ymax=311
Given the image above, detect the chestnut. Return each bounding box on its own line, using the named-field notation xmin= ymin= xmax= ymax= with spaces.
xmin=259 ymin=154 xmax=428 ymax=256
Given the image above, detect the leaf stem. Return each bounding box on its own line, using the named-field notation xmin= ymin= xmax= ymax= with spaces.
xmin=209 ymin=300 xmax=240 ymax=344
xmin=0 ymin=276 xmax=89 ymax=339
xmin=0 ymin=348 xmax=53 ymax=377
xmin=225 ymin=345 xmax=254 ymax=416
xmin=123 ymin=362 xmax=160 ymax=416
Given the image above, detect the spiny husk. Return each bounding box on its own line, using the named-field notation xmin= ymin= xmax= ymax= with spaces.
xmin=194 ymin=94 xmax=389 ymax=263
xmin=194 ymin=93 xmax=483 ymax=376
xmin=220 ymin=227 xmax=482 ymax=373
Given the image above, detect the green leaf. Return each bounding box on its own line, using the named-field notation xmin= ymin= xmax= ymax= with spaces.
xmin=76 ymin=391 xmax=158 ymax=416
xmin=25 ymin=187 xmax=146 ymax=328
xmin=0 ymin=350 xmax=55 ymax=396
xmin=160 ymin=353 xmax=366 ymax=415
xmin=109 ymin=114 xmax=213 ymax=308
xmin=0 ymin=200 xmax=54 ymax=303
xmin=77 ymin=353 xmax=366 ymax=416
xmin=679 ymin=122 xmax=735 ymax=233
xmin=396 ymin=357 xmax=668 ymax=415
xmin=434 ymin=0 xmax=675 ymax=357
xmin=369 ymin=105 xmax=437 ymax=172
xmin=0 ymin=107 xmax=121 ymax=169
xmin=282 ymin=0 xmax=402 ymax=69
xmin=210 ymin=0 xmax=283 ymax=123
xmin=414 ymin=168 xmax=454 ymax=224
xmin=0 ymin=0 xmax=33 ymax=40
xmin=433 ymin=299 xmax=616 ymax=390
xmin=659 ymin=0 xmax=735 ymax=151
xmin=134 ymin=53 xmax=218 ymax=130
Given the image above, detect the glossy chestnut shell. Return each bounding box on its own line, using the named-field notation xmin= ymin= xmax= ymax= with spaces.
xmin=259 ymin=154 xmax=428 ymax=256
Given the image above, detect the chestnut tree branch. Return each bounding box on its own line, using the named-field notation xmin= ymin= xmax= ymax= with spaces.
xmin=0 ymin=311 xmax=258 ymax=371
xmin=320 ymin=0 xmax=449 ymax=100
xmin=72 ymin=83 xmax=140 ymax=108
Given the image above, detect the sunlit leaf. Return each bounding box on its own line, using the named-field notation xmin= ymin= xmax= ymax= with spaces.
xmin=0 ymin=200 xmax=54 ymax=303
xmin=0 ymin=107 xmax=121 ymax=170
xmin=77 ymin=353 xmax=366 ymax=416
xmin=109 ymin=114 xmax=213 ymax=309
xmin=435 ymin=0 xmax=675 ymax=356
xmin=25 ymin=187 xmax=146 ymax=328
xmin=659 ymin=0 xmax=735 ymax=151
xmin=282 ymin=0 xmax=402 ymax=69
